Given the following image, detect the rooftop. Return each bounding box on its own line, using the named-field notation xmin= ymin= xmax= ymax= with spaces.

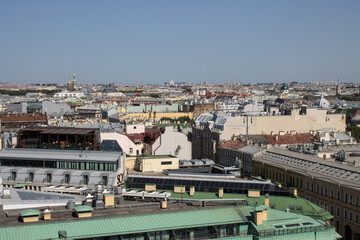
xmin=255 ymin=147 xmax=360 ymax=190
xmin=263 ymin=133 xmax=319 ymax=145
xmin=19 ymin=126 xmax=99 ymax=135
xmin=0 ymin=203 xmax=338 ymax=240
xmin=0 ymin=148 xmax=123 ymax=162
xmin=220 ymin=139 xmax=247 ymax=150
xmin=0 ymin=113 xmax=47 ymax=123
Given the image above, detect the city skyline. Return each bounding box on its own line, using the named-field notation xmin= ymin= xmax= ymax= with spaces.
xmin=1 ymin=0 xmax=359 ymax=84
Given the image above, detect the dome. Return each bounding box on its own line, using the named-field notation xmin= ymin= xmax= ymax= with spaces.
xmin=280 ymin=83 xmax=289 ymax=90
xmin=314 ymin=96 xmax=331 ymax=109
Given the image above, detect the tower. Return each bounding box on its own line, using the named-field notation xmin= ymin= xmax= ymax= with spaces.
xmin=336 ymin=84 xmax=341 ymax=95
xmin=72 ymin=73 xmax=78 ymax=91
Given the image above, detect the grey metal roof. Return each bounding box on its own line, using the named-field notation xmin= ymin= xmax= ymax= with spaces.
xmin=255 ymin=147 xmax=360 ymax=190
xmin=0 ymin=149 xmax=123 ymax=162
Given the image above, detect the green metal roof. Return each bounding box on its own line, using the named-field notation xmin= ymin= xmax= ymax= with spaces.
xmin=73 ymin=205 xmax=94 ymax=213
xmin=20 ymin=209 xmax=40 ymax=217
xmin=0 ymin=206 xmax=340 ymax=240
xmin=13 ymin=184 xmax=25 ymax=188
xmin=166 ymin=190 xmax=333 ymax=221
xmin=253 ymin=205 xmax=268 ymax=212
xmin=0 ymin=207 xmax=247 ymax=240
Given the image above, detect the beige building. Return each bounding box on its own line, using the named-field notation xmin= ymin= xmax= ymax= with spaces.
xmin=134 ymin=155 xmax=179 ymax=172
xmin=253 ymin=146 xmax=360 ymax=240
xmin=192 ymin=108 xmax=346 ymax=160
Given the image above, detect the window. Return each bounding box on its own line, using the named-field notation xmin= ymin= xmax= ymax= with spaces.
xmin=64 ymin=174 xmax=70 ymax=184
xmin=102 ymin=176 xmax=108 ymax=186
xmin=357 ymin=196 xmax=359 ymax=206
xmin=129 ymin=148 xmax=133 ymax=154
xmin=337 ymin=207 xmax=340 ymax=217
xmin=350 ymin=194 xmax=353 ymax=205
xmin=10 ymin=171 xmax=16 ymax=181
xmin=356 ymin=213 xmax=359 ymax=224
xmin=344 ymin=193 xmax=348 ymax=203
xmin=330 ymin=205 xmax=334 ymax=214
xmin=325 ymin=187 xmax=328 ymax=196
xmin=161 ymin=161 xmax=172 ymax=165
xmin=331 ymin=189 xmax=334 ymax=198
xmin=350 ymin=211 xmax=353 ymax=221
xmin=344 ymin=209 xmax=348 ymax=219
xmin=83 ymin=175 xmax=89 ymax=185
xmin=28 ymin=172 xmax=34 ymax=182
xmin=46 ymin=173 xmax=52 ymax=183
xmin=337 ymin=190 xmax=340 ymax=200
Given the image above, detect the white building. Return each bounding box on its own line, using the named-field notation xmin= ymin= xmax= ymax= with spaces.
xmin=54 ymin=91 xmax=85 ymax=100
xmin=125 ymin=123 xmax=145 ymax=134
xmin=100 ymin=132 xmax=143 ymax=156
xmin=151 ymin=126 xmax=192 ymax=160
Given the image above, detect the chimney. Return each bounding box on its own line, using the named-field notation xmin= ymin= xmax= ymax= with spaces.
xmin=290 ymin=187 xmax=297 ymax=197
xmin=325 ymin=132 xmax=330 ymax=141
xmin=264 ymin=194 xmax=270 ymax=207
xmin=254 ymin=206 xmax=268 ymax=225
xmin=190 ymin=186 xmax=195 ymax=196
xmin=218 ymin=188 xmax=224 ymax=198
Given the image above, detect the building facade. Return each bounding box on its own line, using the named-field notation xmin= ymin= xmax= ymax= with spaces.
xmin=252 ymin=146 xmax=360 ymax=240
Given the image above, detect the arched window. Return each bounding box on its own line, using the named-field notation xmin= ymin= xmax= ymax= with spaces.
xmin=337 ymin=190 xmax=340 ymax=200
xmin=356 ymin=196 xmax=359 ymax=206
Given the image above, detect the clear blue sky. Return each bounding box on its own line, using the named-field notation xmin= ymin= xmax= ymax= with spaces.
xmin=0 ymin=0 xmax=359 ymax=84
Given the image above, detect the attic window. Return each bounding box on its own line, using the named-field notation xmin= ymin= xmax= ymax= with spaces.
xmin=302 ymin=222 xmax=313 ymax=226
xmin=285 ymin=224 xmax=300 ymax=228
xmin=274 ymin=225 xmax=283 ymax=229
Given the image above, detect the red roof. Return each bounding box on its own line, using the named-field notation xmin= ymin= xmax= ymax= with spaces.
xmin=219 ymin=139 xmax=247 ymax=150
xmin=0 ymin=113 xmax=47 ymax=123
xmin=102 ymin=98 xmax=132 ymax=102
xmin=126 ymin=127 xmax=164 ymax=145
xmin=263 ymin=133 xmax=319 ymax=145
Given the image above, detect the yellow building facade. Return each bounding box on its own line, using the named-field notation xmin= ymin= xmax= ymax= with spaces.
xmin=253 ymin=147 xmax=360 ymax=240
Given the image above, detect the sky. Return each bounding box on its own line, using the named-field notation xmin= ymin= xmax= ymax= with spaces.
xmin=0 ymin=1 xmax=359 ymax=85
